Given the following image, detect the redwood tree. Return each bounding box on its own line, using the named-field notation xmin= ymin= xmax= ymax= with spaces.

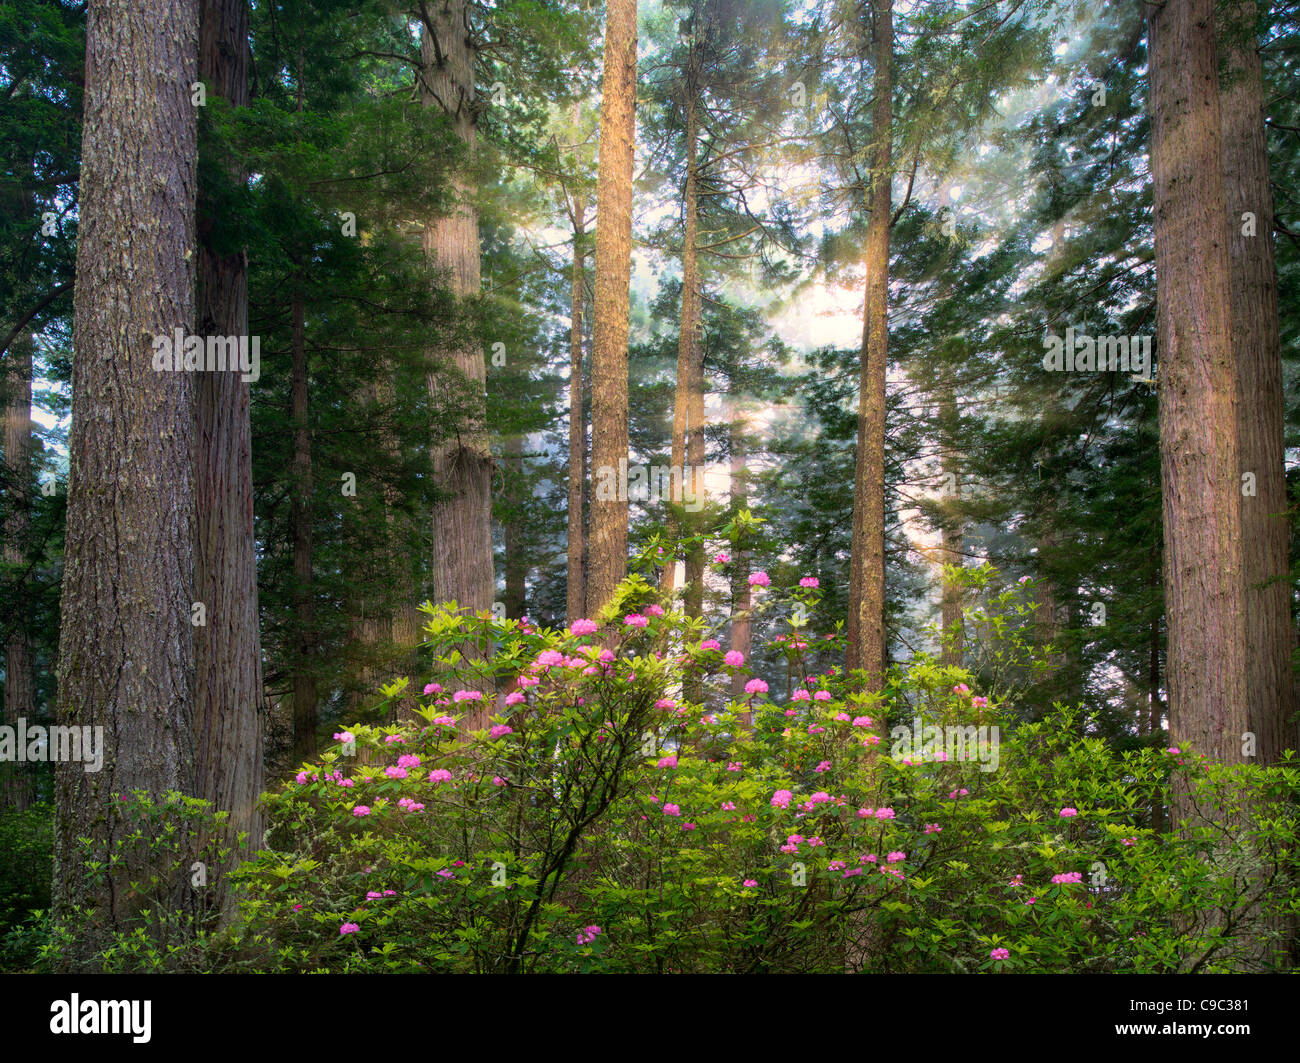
xmin=1149 ymin=0 xmax=1249 ymax=762
xmin=53 ymin=0 xmax=200 ymax=967
xmin=587 ymin=0 xmax=638 ymax=615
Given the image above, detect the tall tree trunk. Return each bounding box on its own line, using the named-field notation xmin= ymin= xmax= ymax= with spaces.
xmin=421 ymin=0 xmax=493 ymax=619
xmin=1149 ymin=0 xmax=1249 ymax=765
xmin=664 ymin=69 xmax=701 ymax=603
xmin=289 ymin=291 xmax=316 ymax=759
xmin=939 ymin=522 xmax=963 ymax=668
xmin=938 ymin=385 xmax=963 ymax=668
xmin=1221 ymin=0 xmax=1293 ymax=763
xmin=503 ymin=432 xmax=526 ymax=619
xmin=566 ymin=198 xmax=588 ymax=622
xmin=845 ymin=0 xmax=891 ymax=690
xmin=588 ymin=0 xmax=638 ymax=615
xmin=195 ymin=0 xmax=264 ymax=871
xmin=728 ymin=403 xmax=751 ymax=727
xmin=53 ymin=0 xmax=199 ymax=968
xmin=2 ymin=333 xmax=36 ymax=810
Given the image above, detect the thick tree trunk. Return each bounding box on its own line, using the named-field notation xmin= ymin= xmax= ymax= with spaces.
xmin=2 ymin=333 xmax=36 ymax=810
xmin=53 ymin=0 xmax=199 ymax=968
xmin=1149 ymin=0 xmax=1249 ymax=764
xmin=195 ymin=0 xmax=264 ymax=868
xmin=566 ymin=199 xmax=588 ymax=622
xmin=587 ymin=0 xmax=638 ymax=615
xmin=289 ymin=292 xmax=316 ymax=759
xmin=845 ymin=0 xmax=891 ymax=690
xmin=421 ymin=0 xmax=493 ymax=619
xmin=1221 ymin=0 xmax=1293 ymax=763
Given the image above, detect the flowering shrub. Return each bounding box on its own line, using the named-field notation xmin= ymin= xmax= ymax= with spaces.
xmin=54 ymin=567 xmax=1300 ymax=973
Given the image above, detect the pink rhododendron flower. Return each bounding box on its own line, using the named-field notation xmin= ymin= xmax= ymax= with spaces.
xmin=990 ymin=947 xmax=1010 ymax=960
xmin=699 ymin=639 xmax=721 ymax=651
xmin=492 ymin=776 xmax=506 ymax=787
xmin=397 ymin=754 xmax=420 ymax=769
xmin=770 ymin=789 xmax=792 ymax=809
xmin=295 ymin=771 xmax=309 ymax=784
xmin=791 ymin=689 xmax=811 ymax=701
xmin=505 ymin=691 xmax=525 ymax=706
xmin=807 ymin=836 xmax=824 ymax=848
xmin=433 ymin=716 xmax=456 ymax=728
xmin=886 ymin=851 xmax=906 ymax=863
xmin=715 ymin=552 xmax=730 ymax=563
xmin=598 ymin=649 xmax=616 ymax=663
xmin=536 ymin=650 xmax=564 ymax=668
xmin=662 ymin=803 xmax=681 ymax=816
xmin=1059 ymin=807 xmax=1078 ymax=817
xmin=645 ymin=604 xmax=665 ymax=617
xmin=813 ymin=690 xmax=831 ymax=701
xmin=571 ymin=618 xmax=598 ymax=636
xmin=1121 ymin=837 xmax=1137 ymax=846
xmin=428 ymin=768 xmax=452 ymax=783
xmin=745 ymin=678 xmax=769 ymax=694
xmin=624 ymin=613 xmax=648 ymax=627
xmin=952 ymin=683 xmax=970 ymax=696
xmin=721 ymin=801 xmax=737 ymax=811
xmin=453 ymin=689 xmax=484 ymax=702
xmin=742 ymin=879 xmax=757 ymax=888
xmin=518 ymin=674 xmax=540 ymax=687
xmin=809 ymin=792 xmax=830 ymax=804
xmin=490 ymin=724 xmax=514 ymax=738
xmin=656 ymin=754 xmax=678 ymax=769
xmin=334 ymin=731 xmax=355 ymax=744
xmin=682 ymin=822 xmax=697 ymax=831
xmin=834 ymin=712 xmax=850 ymax=722
xmin=799 ymin=576 xmax=819 ymax=588
xmin=1166 ymin=746 xmax=1181 ymax=755
xmin=422 ymin=683 xmax=443 ymax=696
xmin=813 ymin=760 xmax=831 ymax=773
xmin=924 ymin=823 xmax=942 ymax=834
xmin=397 ymin=797 xmax=424 ymax=812
xmin=655 ymin=698 xmax=675 ymax=710
xmin=385 ymin=766 xmax=407 ymax=779
xmin=972 ymin=696 xmax=989 ymax=708
xmin=724 ymin=650 xmax=745 ymax=667
xmin=875 ymin=807 xmax=895 ymax=820
xmin=340 ymin=923 xmax=360 ymax=935
xmin=852 ymin=716 xmax=873 ymax=728
xmin=748 ymin=571 xmax=771 ymax=587
xmin=807 ymin=724 xmax=825 ymax=734
xmin=351 ymin=805 xmax=370 ymax=817
xmin=727 ymin=761 xmax=742 ymax=771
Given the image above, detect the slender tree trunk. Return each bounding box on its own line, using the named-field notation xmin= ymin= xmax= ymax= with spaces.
xmin=938 ymin=386 xmax=963 ymax=668
xmin=421 ymin=0 xmax=493 ymax=619
xmin=1221 ymin=0 xmax=1293 ymax=763
xmin=195 ymin=0 xmax=264 ymax=869
xmin=728 ymin=404 xmax=751 ymax=727
xmin=503 ymin=432 xmax=526 ymax=618
xmin=53 ymin=0 xmax=199 ymax=969
xmin=2 ymin=333 xmax=36 ymax=810
xmin=566 ymin=198 xmax=588 ymax=622
xmin=939 ymin=522 xmax=963 ymax=668
xmin=845 ymin=0 xmax=891 ymax=690
xmin=588 ymin=0 xmax=638 ymax=615
xmin=1149 ymin=0 xmax=1249 ymax=765
xmin=664 ymin=73 xmax=700 ymax=602
xmin=289 ymin=291 xmax=316 ymax=759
